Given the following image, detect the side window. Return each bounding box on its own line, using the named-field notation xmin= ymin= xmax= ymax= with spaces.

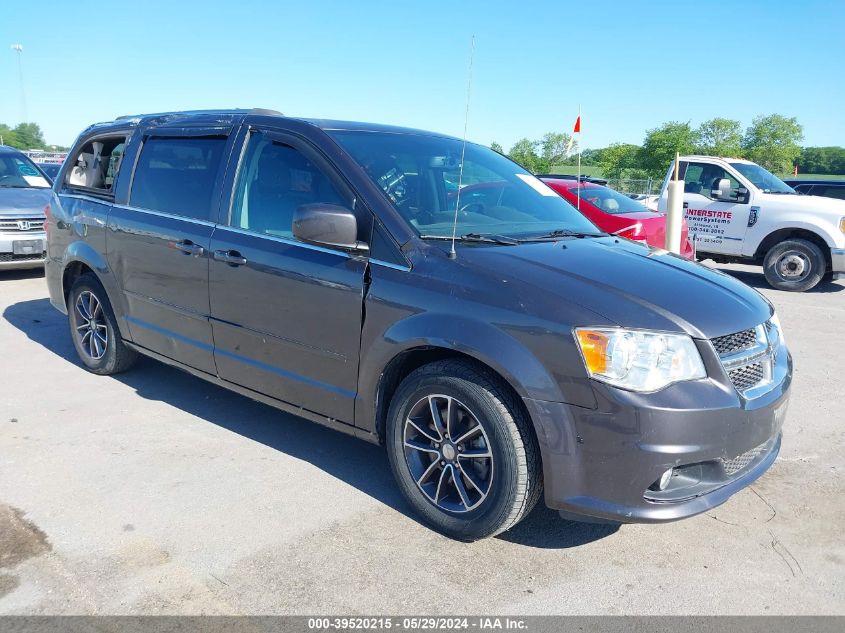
xmin=231 ymin=135 xmax=345 ymax=238
xmin=683 ymin=162 xmax=741 ymax=201
xmin=65 ymin=136 xmax=127 ymax=195
xmin=130 ymin=136 xmax=226 ymax=220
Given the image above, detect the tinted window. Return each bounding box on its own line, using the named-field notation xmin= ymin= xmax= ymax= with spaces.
xmin=230 ymin=135 xmax=345 ymax=238
xmin=130 ymin=136 xmax=226 ymax=220
xmin=330 ymin=131 xmax=598 ymax=239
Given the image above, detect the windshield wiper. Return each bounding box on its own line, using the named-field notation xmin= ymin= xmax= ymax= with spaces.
xmin=419 ymin=233 xmax=518 ymax=245
xmin=520 ymin=228 xmax=606 ymax=241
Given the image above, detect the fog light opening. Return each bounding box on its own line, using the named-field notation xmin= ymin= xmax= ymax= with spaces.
xmin=650 ymin=468 xmax=674 ymax=492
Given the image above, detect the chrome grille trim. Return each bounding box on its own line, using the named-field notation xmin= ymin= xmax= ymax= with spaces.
xmin=712 ymin=322 xmax=777 ymax=397
xmin=0 ymin=217 xmax=46 ymax=232
xmin=712 ymin=328 xmax=756 ymax=356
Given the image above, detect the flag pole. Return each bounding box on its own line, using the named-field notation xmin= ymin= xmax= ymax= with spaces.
xmin=576 ymin=104 xmax=581 ymax=211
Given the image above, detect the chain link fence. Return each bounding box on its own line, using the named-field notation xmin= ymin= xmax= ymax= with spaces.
xmin=604 ymin=178 xmax=663 ymax=196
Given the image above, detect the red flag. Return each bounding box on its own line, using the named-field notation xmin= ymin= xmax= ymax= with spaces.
xmin=573 ymin=116 xmax=581 ymax=134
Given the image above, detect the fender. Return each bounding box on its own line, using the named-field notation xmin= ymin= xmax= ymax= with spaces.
xmin=745 ymin=217 xmax=845 ymax=259
xmin=354 ymin=311 xmax=582 ymax=437
xmin=61 ymin=241 xmax=132 ymax=340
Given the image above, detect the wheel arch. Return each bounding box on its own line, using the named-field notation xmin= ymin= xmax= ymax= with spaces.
xmin=754 ymin=227 xmax=832 ymax=269
xmin=61 ymin=243 xmax=130 ymax=339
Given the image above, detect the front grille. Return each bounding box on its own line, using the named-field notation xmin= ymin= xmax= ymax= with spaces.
xmin=0 ymin=217 xmax=45 ymax=232
xmin=0 ymin=252 xmax=45 ymax=262
xmin=722 ymin=442 xmax=767 ymax=476
xmin=712 ymin=328 xmax=756 ymax=355
xmin=728 ymin=362 xmax=765 ymax=392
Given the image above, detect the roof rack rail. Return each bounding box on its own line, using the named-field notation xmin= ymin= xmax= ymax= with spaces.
xmin=249 ymin=107 xmax=284 ymax=116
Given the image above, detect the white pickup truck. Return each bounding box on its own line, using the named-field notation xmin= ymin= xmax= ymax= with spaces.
xmin=656 ymin=156 xmax=845 ymax=291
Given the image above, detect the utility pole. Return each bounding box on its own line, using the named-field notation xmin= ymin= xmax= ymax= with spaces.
xmin=12 ymin=44 xmax=27 ymax=123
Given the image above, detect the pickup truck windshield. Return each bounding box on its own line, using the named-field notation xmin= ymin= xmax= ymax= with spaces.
xmin=0 ymin=154 xmax=51 ymax=189
xmin=729 ymin=162 xmax=795 ymax=194
xmin=329 ymin=130 xmax=600 ymax=240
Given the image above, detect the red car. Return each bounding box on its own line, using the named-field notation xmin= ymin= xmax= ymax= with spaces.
xmin=540 ymin=177 xmax=695 ymax=259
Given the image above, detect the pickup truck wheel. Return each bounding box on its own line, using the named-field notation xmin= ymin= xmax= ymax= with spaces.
xmin=386 ymin=359 xmax=542 ymax=541
xmin=68 ymin=273 xmax=138 ymax=375
xmin=763 ymin=238 xmax=825 ymax=292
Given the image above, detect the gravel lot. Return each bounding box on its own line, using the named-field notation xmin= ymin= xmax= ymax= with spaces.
xmin=0 ymin=265 xmax=843 ymax=615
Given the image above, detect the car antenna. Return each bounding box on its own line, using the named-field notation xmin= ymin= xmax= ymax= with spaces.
xmin=449 ymin=35 xmax=476 ymax=260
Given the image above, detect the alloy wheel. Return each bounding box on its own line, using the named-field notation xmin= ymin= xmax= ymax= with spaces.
xmin=74 ymin=290 xmax=109 ymax=360
xmin=402 ymin=394 xmax=494 ymax=513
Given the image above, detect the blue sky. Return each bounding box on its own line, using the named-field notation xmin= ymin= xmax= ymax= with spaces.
xmin=2 ymin=0 xmax=844 ymax=150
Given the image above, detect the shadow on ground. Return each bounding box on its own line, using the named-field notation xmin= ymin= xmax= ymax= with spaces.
xmin=3 ymin=297 xmax=617 ymax=549
xmin=710 ymin=264 xmax=844 ymax=294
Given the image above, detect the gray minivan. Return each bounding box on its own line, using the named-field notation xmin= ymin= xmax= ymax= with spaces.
xmin=45 ymin=110 xmax=791 ymax=540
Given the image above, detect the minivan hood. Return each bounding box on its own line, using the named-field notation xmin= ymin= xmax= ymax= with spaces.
xmin=457 ymin=238 xmax=771 ymax=339
xmin=0 ymin=187 xmax=51 ymax=217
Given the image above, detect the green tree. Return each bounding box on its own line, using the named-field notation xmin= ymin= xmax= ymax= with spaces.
xmin=0 ymin=123 xmax=22 ymax=148
xmin=741 ymin=114 xmax=803 ymax=174
xmin=508 ymin=138 xmax=541 ymax=173
xmin=638 ymin=121 xmax=699 ymax=176
xmin=696 ymin=118 xmax=742 ymax=157
xmin=490 ymin=141 xmax=504 ymax=154
xmin=11 ymin=123 xmax=47 ymax=150
xmin=537 ymin=132 xmax=571 ymax=173
xmin=797 ymin=146 xmax=845 ymax=175
xmin=598 ymin=143 xmax=640 ymax=180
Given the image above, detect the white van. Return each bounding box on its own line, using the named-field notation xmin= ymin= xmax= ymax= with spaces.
xmin=657 ymin=156 xmax=845 ymax=291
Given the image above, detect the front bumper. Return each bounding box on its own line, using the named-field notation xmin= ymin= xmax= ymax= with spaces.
xmin=525 ymin=344 xmax=791 ymax=524
xmin=831 ymin=248 xmax=845 ymax=279
xmin=0 ymin=231 xmax=46 ymax=269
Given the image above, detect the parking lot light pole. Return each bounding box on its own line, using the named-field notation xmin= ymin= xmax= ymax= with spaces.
xmin=12 ymin=44 xmax=27 ymax=123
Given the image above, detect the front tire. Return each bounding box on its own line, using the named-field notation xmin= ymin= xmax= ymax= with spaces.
xmin=386 ymin=360 xmax=542 ymax=541
xmin=763 ymin=238 xmax=826 ymax=292
xmin=67 ymin=273 xmax=138 ymax=375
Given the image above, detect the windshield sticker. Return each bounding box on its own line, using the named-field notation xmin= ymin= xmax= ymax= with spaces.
xmin=23 ymin=175 xmax=50 ymax=188
xmin=516 ymin=173 xmax=558 ymax=197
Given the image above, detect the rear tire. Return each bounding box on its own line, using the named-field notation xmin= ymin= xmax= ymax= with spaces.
xmin=386 ymin=359 xmax=542 ymax=541
xmin=67 ymin=273 xmax=138 ymax=375
xmin=763 ymin=238 xmax=825 ymax=292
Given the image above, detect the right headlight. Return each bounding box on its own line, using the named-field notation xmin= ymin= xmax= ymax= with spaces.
xmin=574 ymin=327 xmax=706 ymax=392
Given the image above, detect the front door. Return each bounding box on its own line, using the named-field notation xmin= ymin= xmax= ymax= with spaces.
xmin=108 ymin=132 xmax=231 ymax=374
xmin=680 ymin=161 xmax=751 ymax=256
xmin=209 ymin=129 xmax=367 ymax=423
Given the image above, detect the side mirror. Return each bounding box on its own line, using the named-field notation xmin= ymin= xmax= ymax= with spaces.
xmin=711 ymin=178 xmax=736 ymax=202
xmin=292 ymin=203 xmax=369 ymax=253
xmin=736 ymin=187 xmax=750 ymax=204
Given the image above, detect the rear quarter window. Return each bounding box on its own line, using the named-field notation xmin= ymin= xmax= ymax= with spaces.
xmin=130 ymin=136 xmax=226 ymax=220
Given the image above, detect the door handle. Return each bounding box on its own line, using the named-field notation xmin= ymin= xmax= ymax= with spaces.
xmin=682 ymin=202 xmax=689 ymax=208
xmin=171 ymin=239 xmax=205 ymax=257
xmin=213 ymin=249 xmax=248 ymax=266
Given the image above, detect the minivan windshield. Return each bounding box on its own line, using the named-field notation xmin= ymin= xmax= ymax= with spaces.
xmin=0 ymin=153 xmax=51 ymax=189
xmin=329 ymin=131 xmax=601 ymax=240
xmin=729 ymin=161 xmax=794 ymax=194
